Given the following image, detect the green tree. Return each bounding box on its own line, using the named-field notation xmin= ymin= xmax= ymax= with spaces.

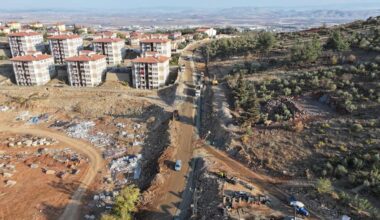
xmin=117 ymin=33 xmax=126 ymax=39
xmin=102 ymin=184 xmax=140 ymax=220
xmin=256 ymin=32 xmax=276 ymax=54
xmin=291 ymin=36 xmax=322 ymax=62
xmin=326 ymin=30 xmax=350 ymax=51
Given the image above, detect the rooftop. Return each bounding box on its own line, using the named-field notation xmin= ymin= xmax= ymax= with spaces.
xmin=10 ymin=53 xmax=52 ymax=62
xmin=8 ymin=32 xmax=41 ymax=37
xmin=93 ymin=38 xmax=124 ymax=43
xmin=140 ymin=38 xmax=170 ymax=43
xmin=66 ymin=54 xmax=106 ymax=62
xmin=48 ymin=34 xmax=81 ymax=40
xmin=132 ymin=55 xmax=170 ymax=64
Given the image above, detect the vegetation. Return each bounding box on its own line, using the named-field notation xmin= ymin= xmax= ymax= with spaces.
xmin=325 ymin=30 xmax=350 ymax=51
xmin=101 ymin=185 xmax=140 ymax=220
xmin=316 ymin=178 xmax=333 ymax=194
xmin=117 ymin=33 xmax=126 ymax=39
xmin=170 ymin=54 xmax=180 ymax=66
xmin=291 ymin=36 xmax=322 ymax=63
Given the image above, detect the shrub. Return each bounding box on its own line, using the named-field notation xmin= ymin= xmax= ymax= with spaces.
xmin=316 ymin=178 xmax=333 ymax=194
xmin=335 ymin=164 xmax=348 ymax=177
xmin=351 ymin=123 xmax=364 ymax=132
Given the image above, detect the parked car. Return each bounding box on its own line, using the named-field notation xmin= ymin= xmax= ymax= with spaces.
xmin=174 ymin=160 xmax=182 ymax=171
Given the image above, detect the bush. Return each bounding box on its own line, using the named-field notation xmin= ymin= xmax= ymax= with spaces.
xmin=335 ymin=164 xmax=348 ymax=177
xmin=316 ymin=178 xmax=333 ymax=194
xmin=351 ymin=123 xmax=364 ymax=132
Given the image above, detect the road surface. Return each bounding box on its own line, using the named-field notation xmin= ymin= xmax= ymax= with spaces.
xmin=147 ymin=43 xmax=200 ymax=220
xmin=0 ymin=123 xmax=104 ymax=220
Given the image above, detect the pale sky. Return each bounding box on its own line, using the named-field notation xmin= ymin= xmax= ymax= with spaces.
xmin=3 ymin=0 xmax=380 ymax=10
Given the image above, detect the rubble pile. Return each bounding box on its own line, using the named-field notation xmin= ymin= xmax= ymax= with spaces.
xmin=5 ymin=136 xmax=58 ymax=148
xmin=65 ymin=121 xmax=113 ymax=147
xmin=0 ymin=163 xmax=17 ymax=187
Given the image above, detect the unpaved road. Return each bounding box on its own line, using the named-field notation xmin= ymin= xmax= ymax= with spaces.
xmin=0 ymin=123 xmax=104 ymax=220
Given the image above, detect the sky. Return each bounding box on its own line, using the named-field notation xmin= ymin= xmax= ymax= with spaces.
xmin=3 ymin=0 xmax=380 ymax=10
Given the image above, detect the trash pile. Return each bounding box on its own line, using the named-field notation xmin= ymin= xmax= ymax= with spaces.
xmin=0 ymin=163 xmax=17 ymax=187
xmin=0 ymin=106 xmax=10 ymax=112
xmin=27 ymin=113 xmax=50 ymax=125
xmin=5 ymin=136 xmax=58 ymax=148
xmin=92 ymin=190 xmax=119 ymax=209
xmin=66 ymin=121 xmax=113 ymax=147
xmin=110 ymin=154 xmax=142 ymax=174
xmin=16 ymin=111 xmax=30 ymax=121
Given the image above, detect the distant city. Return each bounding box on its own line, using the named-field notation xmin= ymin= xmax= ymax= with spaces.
xmin=1 ymin=7 xmax=380 ymax=32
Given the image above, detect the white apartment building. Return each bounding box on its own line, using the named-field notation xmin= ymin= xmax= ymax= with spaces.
xmin=0 ymin=26 xmax=11 ymax=34
xmin=196 ymin=27 xmax=217 ymax=37
xmin=140 ymin=38 xmax=172 ymax=57
xmin=131 ymin=53 xmax=170 ymax=89
xmin=93 ymin=38 xmax=126 ymax=65
xmin=10 ymin=51 xmax=55 ymax=86
xmin=48 ymin=34 xmax=83 ymax=65
xmin=65 ymin=51 xmax=107 ymax=87
xmin=93 ymin=31 xmax=117 ymax=40
xmin=8 ymin=32 xmax=44 ymax=57
xmin=51 ymin=23 xmax=66 ymax=32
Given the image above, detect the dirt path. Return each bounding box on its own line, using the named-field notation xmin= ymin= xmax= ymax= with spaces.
xmin=0 ymin=123 xmax=104 ymax=220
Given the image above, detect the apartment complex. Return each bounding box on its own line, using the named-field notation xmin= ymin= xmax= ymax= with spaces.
xmin=51 ymin=23 xmax=66 ymax=32
xmin=66 ymin=51 xmax=107 ymax=87
xmin=48 ymin=34 xmax=83 ymax=64
xmin=140 ymin=38 xmax=171 ymax=57
xmin=131 ymin=53 xmax=170 ymax=89
xmin=8 ymin=32 xmax=44 ymax=57
xmin=10 ymin=51 xmax=55 ymax=86
xmin=93 ymin=31 xmax=117 ymax=39
xmin=93 ymin=38 xmax=125 ymax=65
xmin=0 ymin=26 xmax=10 ymax=34
xmin=29 ymin=22 xmax=44 ymax=29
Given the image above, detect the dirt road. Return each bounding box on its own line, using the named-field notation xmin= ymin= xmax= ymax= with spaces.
xmin=147 ymin=43 xmax=199 ymax=220
xmin=0 ymin=123 xmax=104 ymax=220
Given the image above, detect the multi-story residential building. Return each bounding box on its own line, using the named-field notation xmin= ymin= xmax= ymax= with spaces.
xmin=29 ymin=22 xmax=44 ymax=29
xmin=6 ymin=21 xmax=21 ymax=31
xmin=93 ymin=31 xmax=117 ymax=40
xmin=8 ymin=31 xmax=44 ymax=57
xmin=65 ymin=51 xmax=107 ymax=87
xmin=131 ymin=53 xmax=170 ymax=89
xmin=51 ymin=23 xmax=66 ymax=32
xmin=93 ymin=38 xmax=125 ymax=65
xmin=140 ymin=38 xmax=171 ymax=57
xmin=48 ymin=34 xmax=83 ymax=65
xmin=169 ymin=32 xmax=182 ymax=40
xmin=10 ymin=51 xmax=55 ymax=86
xmin=196 ymin=27 xmax=217 ymax=37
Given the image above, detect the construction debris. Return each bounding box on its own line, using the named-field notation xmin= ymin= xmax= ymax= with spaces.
xmin=4 ymin=135 xmax=57 ymax=148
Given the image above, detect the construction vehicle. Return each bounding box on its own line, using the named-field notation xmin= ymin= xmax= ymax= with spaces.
xmin=216 ymin=171 xmax=237 ymax=185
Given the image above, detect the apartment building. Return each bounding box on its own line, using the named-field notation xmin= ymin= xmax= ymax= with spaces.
xmin=93 ymin=31 xmax=117 ymax=39
xmin=48 ymin=34 xmax=83 ymax=64
xmin=51 ymin=23 xmax=66 ymax=32
xmin=140 ymin=38 xmax=171 ymax=57
xmin=10 ymin=51 xmax=55 ymax=86
xmin=8 ymin=31 xmax=44 ymax=57
xmin=131 ymin=53 xmax=170 ymax=89
xmin=65 ymin=51 xmax=107 ymax=87
xmin=196 ymin=27 xmax=217 ymax=37
xmin=29 ymin=22 xmax=44 ymax=29
xmin=93 ymin=38 xmax=125 ymax=65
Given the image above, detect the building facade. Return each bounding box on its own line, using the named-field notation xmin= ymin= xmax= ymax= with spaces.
xmin=131 ymin=54 xmax=170 ymax=89
xmin=48 ymin=34 xmax=83 ymax=65
xmin=65 ymin=51 xmax=107 ymax=87
xmin=6 ymin=21 xmax=21 ymax=31
xmin=93 ymin=38 xmax=125 ymax=65
xmin=10 ymin=51 xmax=55 ymax=86
xmin=8 ymin=32 xmax=44 ymax=57
xmin=140 ymin=39 xmax=171 ymax=57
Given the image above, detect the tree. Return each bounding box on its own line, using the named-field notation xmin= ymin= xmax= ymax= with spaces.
xmin=291 ymin=36 xmax=322 ymax=63
xmin=117 ymin=33 xmax=126 ymax=39
xmin=102 ymin=184 xmax=140 ymax=220
xmin=256 ymin=32 xmax=276 ymax=54
xmin=244 ymin=86 xmax=261 ymax=125
xmin=326 ymin=30 xmax=350 ymax=51
xmin=316 ymin=178 xmax=333 ymax=194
